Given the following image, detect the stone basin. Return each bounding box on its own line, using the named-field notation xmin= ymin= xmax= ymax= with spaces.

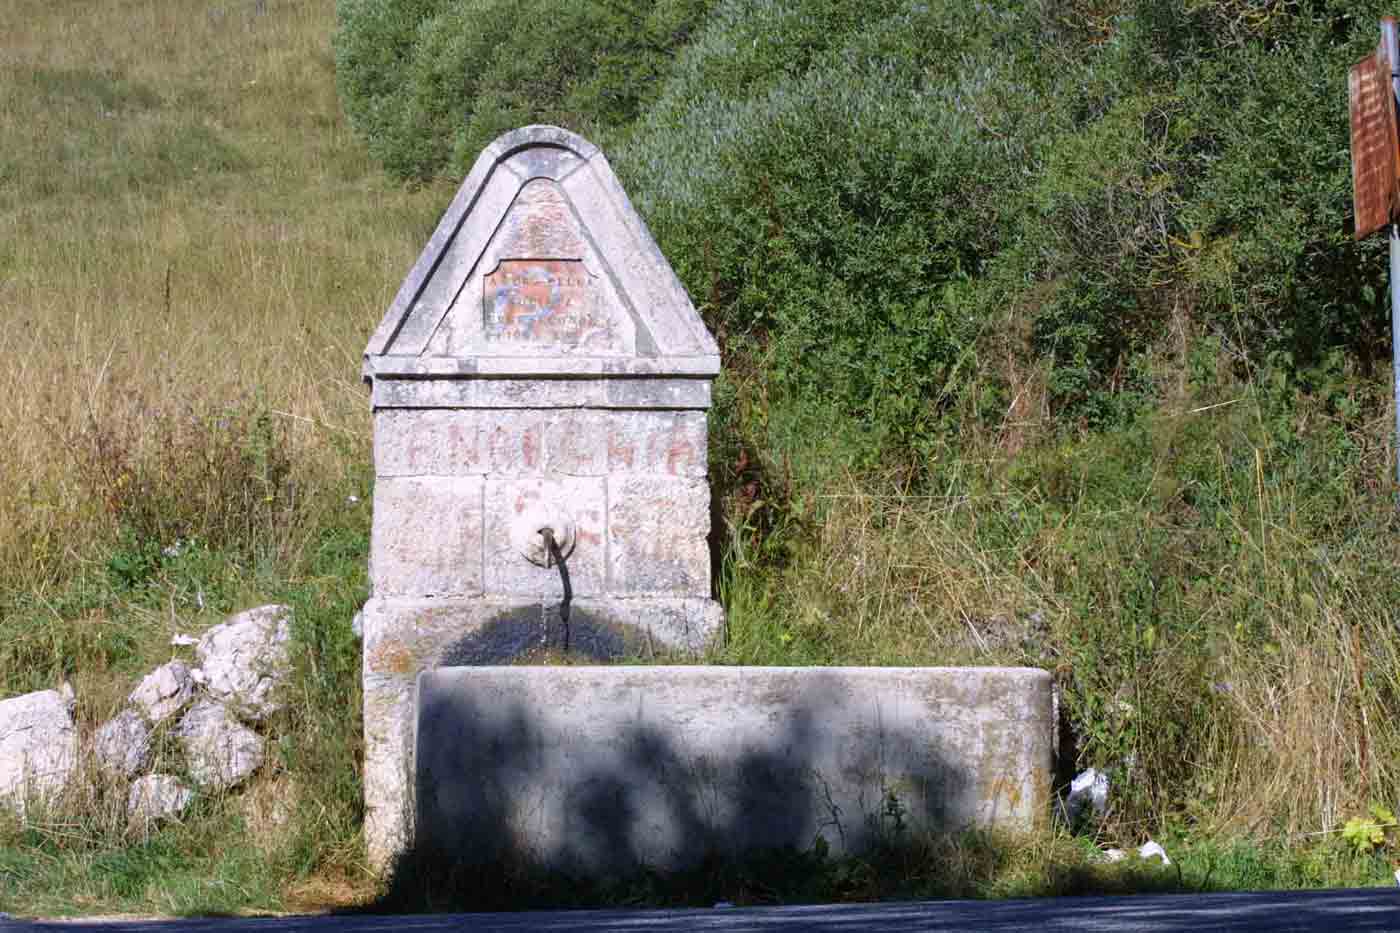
xmin=413 ymin=665 xmax=1053 ymax=875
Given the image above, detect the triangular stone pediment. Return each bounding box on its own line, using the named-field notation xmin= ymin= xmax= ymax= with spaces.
xmin=364 ymin=126 xmax=718 ymax=378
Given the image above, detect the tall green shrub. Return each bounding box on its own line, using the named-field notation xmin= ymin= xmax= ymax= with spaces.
xmin=334 ymin=0 xmax=711 ymax=182
xmin=1023 ymin=0 xmax=1392 ymax=414
xmin=612 ymin=0 xmax=1064 ymax=443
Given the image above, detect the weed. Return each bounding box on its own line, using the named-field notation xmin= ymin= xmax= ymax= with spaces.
xmin=1342 ymin=805 xmax=1398 ymax=857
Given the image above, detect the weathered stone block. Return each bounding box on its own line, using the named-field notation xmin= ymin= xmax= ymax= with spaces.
xmin=372 ymin=378 xmax=478 ymax=409
xmin=484 ymin=410 xmax=549 ymax=476
xmin=363 ymin=671 xmax=416 ymax=866
xmin=485 ymin=477 xmax=606 ymax=597
xmin=607 ymin=476 xmax=711 ymax=596
xmin=371 ymin=477 xmax=484 ymax=598
xmin=363 ymin=600 xmax=488 ymax=676
xmin=475 ymin=379 xmax=605 ymax=409
xmin=375 ymin=410 xmax=484 ymax=476
xmin=607 ymin=411 xmax=707 ymax=477
xmin=605 ymin=378 xmax=710 ymax=409
xmin=482 ymin=411 xmax=614 ymax=476
xmin=544 ymin=411 xmax=608 ymax=475
xmin=416 ymin=666 xmax=1053 ymax=875
xmin=360 ymin=597 xmax=719 ymax=671
xmin=599 ymin=596 xmax=724 ymax=655
xmin=375 ymin=377 xmax=713 ymax=410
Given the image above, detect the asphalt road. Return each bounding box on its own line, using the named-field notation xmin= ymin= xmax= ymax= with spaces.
xmin=11 ymin=888 xmax=1400 ymax=932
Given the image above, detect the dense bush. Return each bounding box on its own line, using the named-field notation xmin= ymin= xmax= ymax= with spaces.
xmin=334 ymin=0 xmax=711 ymax=182
xmin=1010 ymin=0 xmax=1391 ymax=421
xmin=614 ymin=0 xmax=1040 ymax=443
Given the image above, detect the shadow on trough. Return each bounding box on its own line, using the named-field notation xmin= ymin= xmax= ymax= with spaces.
xmin=371 ymin=666 xmax=992 ymax=912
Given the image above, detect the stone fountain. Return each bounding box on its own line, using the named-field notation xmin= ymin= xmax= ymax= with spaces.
xmin=360 ymin=126 xmax=1051 ymax=876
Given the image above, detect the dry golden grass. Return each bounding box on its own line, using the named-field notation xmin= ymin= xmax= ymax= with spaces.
xmin=1207 ymin=601 xmax=1400 ymax=839
xmin=0 ymin=0 xmax=447 ymax=594
xmin=809 ymin=478 xmax=1052 ymax=664
xmin=0 ymin=6 xmax=435 ymax=909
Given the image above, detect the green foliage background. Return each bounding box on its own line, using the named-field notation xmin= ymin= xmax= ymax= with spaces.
xmin=337 ymin=0 xmax=1392 ymax=435
xmin=333 ymin=0 xmax=1400 ymax=861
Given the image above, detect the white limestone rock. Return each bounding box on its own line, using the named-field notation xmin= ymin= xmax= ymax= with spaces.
xmin=0 ymin=689 xmax=78 ymax=816
xmin=127 ymin=774 xmax=193 ymax=826
xmin=175 ymin=699 xmax=264 ymax=790
xmin=196 ymin=604 xmax=292 ymax=721
xmin=128 ymin=660 xmax=196 ymax=723
xmin=93 ymin=708 xmax=152 ymax=778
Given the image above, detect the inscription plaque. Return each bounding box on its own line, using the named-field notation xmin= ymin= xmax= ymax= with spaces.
xmin=484 ymin=258 xmax=613 ymax=347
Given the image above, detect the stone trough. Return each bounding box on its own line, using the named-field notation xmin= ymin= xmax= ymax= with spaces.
xmin=416 ymin=665 xmax=1052 ymax=874
xmin=360 ymin=125 xmax=1053 ymax=875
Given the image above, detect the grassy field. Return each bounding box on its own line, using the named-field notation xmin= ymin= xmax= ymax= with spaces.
xmin=3 ymin=0 xmax=1400 ymax=918
xmin=0 ymin=0 xmax=443 ymax=914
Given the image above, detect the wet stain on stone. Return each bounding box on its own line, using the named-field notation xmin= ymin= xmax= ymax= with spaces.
xmin=438 ymin=606 xmax=646 ymax=666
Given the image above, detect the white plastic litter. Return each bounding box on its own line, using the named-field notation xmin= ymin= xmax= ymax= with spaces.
xmin=1065 ymin=767 xmax=1110 ymax=824
xmin=170 ymin=634 xmax=198 ymax=647
xmin=1102 ymin=840 xmax=1171 ymax=866
xmin=1137 ymin=840 xmax=1171 ymax=866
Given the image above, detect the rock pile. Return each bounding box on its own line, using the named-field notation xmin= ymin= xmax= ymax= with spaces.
xmin=0 ymin=604 xmax=293 ymax=827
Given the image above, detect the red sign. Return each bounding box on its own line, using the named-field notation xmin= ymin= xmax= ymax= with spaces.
xmin=1350 ymin=51 xmax=1400 ymax=240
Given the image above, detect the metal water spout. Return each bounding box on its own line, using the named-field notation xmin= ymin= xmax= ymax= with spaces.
xmin=539 ymin=526 xmax=571 ymax=653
